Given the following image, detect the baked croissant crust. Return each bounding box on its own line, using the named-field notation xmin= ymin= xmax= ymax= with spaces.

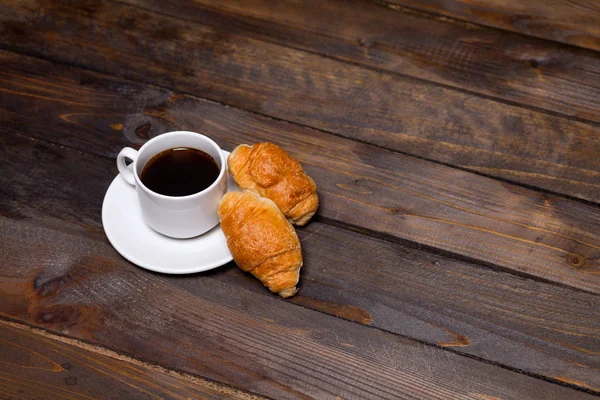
xmin=228 ymin=143 xmax=318 ymax=226
xmin=218 ymin=191 xmax=303 ymax=298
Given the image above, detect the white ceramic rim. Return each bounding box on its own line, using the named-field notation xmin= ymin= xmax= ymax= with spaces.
xmin=132 ymin=131 xmax=227 ymax=201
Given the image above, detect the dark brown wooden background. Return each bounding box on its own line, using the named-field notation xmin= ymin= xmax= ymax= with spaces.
xmin=1 ymin=0 xmax=600 ymax=398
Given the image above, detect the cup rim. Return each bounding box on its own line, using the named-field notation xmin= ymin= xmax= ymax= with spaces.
xmin=132 ymin=131 xmax=226 ymax=201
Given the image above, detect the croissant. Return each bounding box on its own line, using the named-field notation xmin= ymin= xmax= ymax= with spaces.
xmin=218 ymin=191 xmax=303 ymax=298
xmin=228 ymin=143 xmax=318 ymax=226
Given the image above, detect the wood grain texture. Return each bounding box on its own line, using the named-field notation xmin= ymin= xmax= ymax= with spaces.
xmin=1 ymin=78 xmax=600 ymax=390
xmin=123 ymin=0 xmax=600 ymax=123
xmin=0 ymin=322 xmax=261 ymax=400
xmin=1 ymin=54 xmax=600 ymax=295
xmin=378 ymin=0 xmax=600 ymax=52
xmin=0 ymin=215 xmax=596 ymax=400
xmin=219 ymin=221 xmax=600 ymax=393
xmin=2 ymin=1 xmax=600 ymax=203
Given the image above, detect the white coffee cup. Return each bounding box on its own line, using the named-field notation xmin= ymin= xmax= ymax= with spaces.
xmin=116 ymin=131 xmax=227 ymax=238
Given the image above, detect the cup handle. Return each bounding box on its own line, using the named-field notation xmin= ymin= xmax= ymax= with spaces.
xmin=117 ymin=147 xmax=138 ymax=186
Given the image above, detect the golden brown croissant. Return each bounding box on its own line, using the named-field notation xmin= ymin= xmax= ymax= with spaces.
xmin=218 ymin=191 xmax=303 ymax=298
xmin=228 ymin=143 xmax=318 ymax=226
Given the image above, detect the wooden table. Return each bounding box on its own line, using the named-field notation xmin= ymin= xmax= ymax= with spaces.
xmin=1 ymin=0 xmax=600 ymax=398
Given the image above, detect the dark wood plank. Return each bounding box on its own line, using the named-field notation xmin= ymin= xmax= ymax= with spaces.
xmin=0 ymin=52 xmax=171 ymax=157
xmin=378 ymin=0 xmax=600 ymax=52
xmin=123 ymin=0 xmax=600 ymax=123
xmin=2 ymin=53 xmax=600 ymax=295
xmin=0 ymin=216 xmax=596 ymax=399
xmin=297 ymin=224 xmax=600 ymax=393
xmin=0 ymin=321 xmax=261 ymax=400
xmin=2 ymin=1 xmax=600 ymax=204
xmin=2 ymin=95 xmax=600 ymax=391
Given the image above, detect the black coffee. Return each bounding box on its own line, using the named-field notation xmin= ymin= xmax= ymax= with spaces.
xmin=141 ymin=147 xmax=219 ymax=196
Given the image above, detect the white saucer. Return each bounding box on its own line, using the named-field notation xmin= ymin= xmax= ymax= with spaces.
xmin=102 ymin=150 xmax=237 ymax=274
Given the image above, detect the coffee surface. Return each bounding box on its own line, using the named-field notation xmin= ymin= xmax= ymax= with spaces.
xmin=141 ymin=147 xmax=219 ymax=196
